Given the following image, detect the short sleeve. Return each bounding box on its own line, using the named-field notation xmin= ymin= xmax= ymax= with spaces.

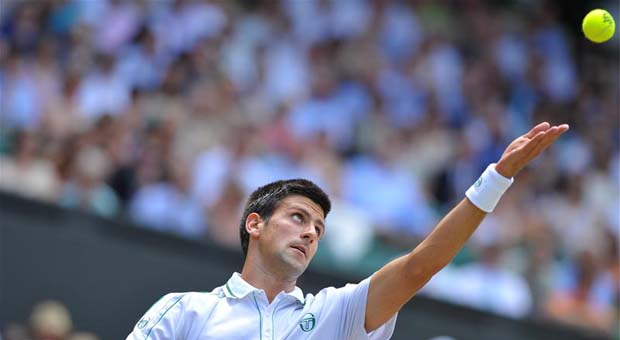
xmin=337 ymin=276 xmax=398 ymax=340
xmin=126 ymin=293 xmax=186 ymax=340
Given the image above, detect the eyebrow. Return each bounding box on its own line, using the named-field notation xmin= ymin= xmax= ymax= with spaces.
xmin=287 ymin=205 xmax=325 ymax=230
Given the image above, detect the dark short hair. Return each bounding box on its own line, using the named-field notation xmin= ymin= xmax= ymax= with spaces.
xmin=239 ymin=179 xmax=331 ymax=258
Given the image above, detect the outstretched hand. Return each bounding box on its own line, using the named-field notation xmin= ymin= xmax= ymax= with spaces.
xmin=495 ymin=122 xmax=570 ymax=178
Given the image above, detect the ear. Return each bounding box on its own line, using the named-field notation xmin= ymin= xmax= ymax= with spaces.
xmin=245 ymin=212 xmax=264 ymax=239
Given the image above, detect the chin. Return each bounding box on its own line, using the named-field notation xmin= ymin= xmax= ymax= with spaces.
xmin=279 ymin=254 xmax=306 ymax=275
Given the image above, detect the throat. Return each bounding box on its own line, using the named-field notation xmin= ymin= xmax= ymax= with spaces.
xmin=241 ymin=261 xmax=298 ymax=303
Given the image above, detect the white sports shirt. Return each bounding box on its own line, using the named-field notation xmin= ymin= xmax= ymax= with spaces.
xmin=127 ymin=272 xmax=397 ymax=340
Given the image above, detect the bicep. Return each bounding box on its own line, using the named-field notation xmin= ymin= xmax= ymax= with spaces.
xmin=365 ymin=254 xmax=430 ymax=332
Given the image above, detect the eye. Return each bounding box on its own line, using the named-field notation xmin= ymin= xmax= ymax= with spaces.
xmin=315 ymin=226 xmax=322 ymax=237
xmin=292 ymin=213 xmax=304 ymax=223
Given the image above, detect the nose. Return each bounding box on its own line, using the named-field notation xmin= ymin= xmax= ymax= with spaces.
xmin=301 ymin=225 xmax=318 ymax=243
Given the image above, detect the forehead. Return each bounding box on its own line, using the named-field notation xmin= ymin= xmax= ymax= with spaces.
xmin=277 ymin=195 xmax=325 ymax=219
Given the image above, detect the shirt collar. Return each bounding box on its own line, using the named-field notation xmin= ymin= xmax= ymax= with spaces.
xmin=224 ymin=272 xmax=305 ymax=304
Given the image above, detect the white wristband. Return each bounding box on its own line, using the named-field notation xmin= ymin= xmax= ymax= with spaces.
xmin=465 ymin=163 xmax=514 ymax=213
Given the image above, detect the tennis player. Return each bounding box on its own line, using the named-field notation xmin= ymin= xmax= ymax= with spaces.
xmin=127 ymin=122 xmax=569 ymax=339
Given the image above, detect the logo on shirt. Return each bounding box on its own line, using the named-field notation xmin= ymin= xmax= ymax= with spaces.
xmin=137 ymin=317 xmax=150 ymax=329
xmin=299 ymin=313 xmax=316 ymax=332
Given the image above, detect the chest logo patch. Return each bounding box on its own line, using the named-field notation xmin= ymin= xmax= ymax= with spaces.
xmin=299 ymin=313 xmax=316 ymax=332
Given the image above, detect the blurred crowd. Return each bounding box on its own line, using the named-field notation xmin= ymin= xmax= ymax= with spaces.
xmin=0 ymin=0 xmax=618 ymax=336
xmin=2 ymin=301 xmax=98 ymax=340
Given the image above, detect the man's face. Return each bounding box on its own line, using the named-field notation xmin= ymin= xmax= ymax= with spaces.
xmin=256 ymin=195 xmax=326 ymax=277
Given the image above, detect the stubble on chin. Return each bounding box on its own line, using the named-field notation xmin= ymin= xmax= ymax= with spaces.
xmin=275 ymin=249 xmax=306 ymax=276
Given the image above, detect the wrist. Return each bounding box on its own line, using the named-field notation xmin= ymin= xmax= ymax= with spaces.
xmin=465 ymin=163 xmax=514 ymax=213
xmin=494 ymin=162 xmax=515 ymax=179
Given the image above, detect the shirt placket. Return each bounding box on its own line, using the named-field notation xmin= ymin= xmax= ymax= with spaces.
xmin=253 ymin=291 xmax=283 ymax=340
xmin=264 ymin=300 xmax=273 ymax=340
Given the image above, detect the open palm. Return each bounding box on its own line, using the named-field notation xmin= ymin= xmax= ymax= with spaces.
xmin=495 ymin=122 xmax=570 ymax=178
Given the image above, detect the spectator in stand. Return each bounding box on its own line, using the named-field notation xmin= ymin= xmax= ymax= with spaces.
xmin=545 ymin=251 xmax=616 ymax=332
xmin=29 ymin=300 xmax=72 ymax=340
xmin=2 ymin=300 xmax=101 ymax=340
xmin=0 ymin=130 xmax=59 ymax=201
xmin=58 ymin=144 xmax=119 ymax=217
xmin=129 ymin=158 xmax=207 ymax=239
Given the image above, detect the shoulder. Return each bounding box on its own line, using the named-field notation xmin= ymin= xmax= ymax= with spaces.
xmin=307 ymin=277 xmax=371 ymax=307
xmin=166 ymin=287 xmax=227 ymax=316
xmin=128 ymin=289 xmax=225 ymax=339
xmin=182 ymin=288 xmax=226 ymax=312
xmin=127 ymin=292 xmax=187 ymax=339
xmin=324 ymin=277 xmax=370 ymax=296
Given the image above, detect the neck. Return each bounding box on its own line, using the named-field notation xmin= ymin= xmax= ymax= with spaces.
xmin=241 ymin=256 xmax=298 ymax=303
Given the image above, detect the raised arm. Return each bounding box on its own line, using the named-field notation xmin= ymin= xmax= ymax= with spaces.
xmin=364 ymin=122 xmax=569 ymax=332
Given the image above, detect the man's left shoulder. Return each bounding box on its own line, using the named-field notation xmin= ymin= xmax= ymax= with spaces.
xmin=310 ymin=278 xmax=370 ymax=305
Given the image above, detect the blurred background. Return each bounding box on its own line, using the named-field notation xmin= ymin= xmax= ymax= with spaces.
xmin=0 ymin=0 xmax=618 ymax=339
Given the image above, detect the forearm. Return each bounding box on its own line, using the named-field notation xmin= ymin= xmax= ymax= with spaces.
xmin=403 ymin=161 xmax=515 ymax=286
xmin=403 ymin=162 xmax=515 ymax=280
xmin=405 ymin=198 xmax=486 ymax=279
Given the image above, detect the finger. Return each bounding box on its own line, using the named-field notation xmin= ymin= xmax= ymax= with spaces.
xmin=529 ymin=127 xmax=558 ymax=155
xmin=530 ymin=125 xmax=567 ymax=156
xmin=513 ymin=130 xmax=546 ymax=155
xmin=557 ymin=124 xmax=570 ymax=133
xmin=543 ymin=125 xmax=568 ymax=146
xmin=526 ymin=130 xmax=547 ymax=149
xmin=524 ymin=122 xmax=551 ymax=138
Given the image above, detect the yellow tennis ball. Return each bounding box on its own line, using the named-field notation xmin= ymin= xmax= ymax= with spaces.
xmin=582 ymin=9 xmax=615 ymax=43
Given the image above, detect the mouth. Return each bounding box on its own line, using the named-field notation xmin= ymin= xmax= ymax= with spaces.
xmin=290 ymin=244 xmax=307 ymax=258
